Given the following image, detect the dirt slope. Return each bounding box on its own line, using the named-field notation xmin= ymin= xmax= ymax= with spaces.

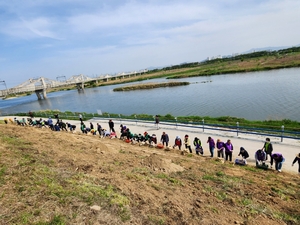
xmin=0 ymin=124 xmax=299 ymax=225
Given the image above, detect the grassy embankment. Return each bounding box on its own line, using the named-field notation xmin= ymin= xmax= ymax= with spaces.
xmin=0 ymin=124 xmax=299 ymax=224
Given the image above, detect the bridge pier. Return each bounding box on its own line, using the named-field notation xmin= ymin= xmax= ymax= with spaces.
xmin=76 ymin=82 xmax=84 ymax=90
xmin=35 ymin=89 xmax=47 ymax=100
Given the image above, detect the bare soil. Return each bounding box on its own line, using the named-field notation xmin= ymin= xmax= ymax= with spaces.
xmin=0 ymin=124 xmax=299 ymax=225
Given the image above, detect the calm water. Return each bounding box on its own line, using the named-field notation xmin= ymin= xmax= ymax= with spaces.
xmin=1 ymin=68 xmax=300 ymax=121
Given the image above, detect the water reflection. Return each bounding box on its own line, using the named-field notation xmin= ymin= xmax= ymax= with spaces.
xmin=37 ymin=98 xmax=53 ymax=108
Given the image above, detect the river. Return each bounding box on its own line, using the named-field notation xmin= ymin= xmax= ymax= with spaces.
xmin=0 ymin=68 xmax=299 ymax=121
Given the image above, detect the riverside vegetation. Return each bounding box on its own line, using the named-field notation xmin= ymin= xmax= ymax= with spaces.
xmin=113 ymin=82 xmax=189 ymax=91
xmin=0 ymin=122 xmax=299 ymax=224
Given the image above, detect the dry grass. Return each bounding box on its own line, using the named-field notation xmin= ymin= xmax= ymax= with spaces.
xmin=0 ymin=123 xmax=299 ymax=225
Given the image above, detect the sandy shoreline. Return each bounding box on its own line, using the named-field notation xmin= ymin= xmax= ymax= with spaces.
xmin=1 ymin=116 xmax=300 ymax=174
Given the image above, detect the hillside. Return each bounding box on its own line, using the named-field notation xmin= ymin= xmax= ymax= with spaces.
xmin=0 ymin=124 xmax=299 ymax=225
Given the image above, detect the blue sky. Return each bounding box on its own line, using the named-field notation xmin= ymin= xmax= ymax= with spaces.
xmin=0 ymin=0 xmax=299 ymax=88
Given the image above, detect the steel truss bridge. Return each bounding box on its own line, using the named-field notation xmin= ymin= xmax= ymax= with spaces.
xmin=0 ymin=70 xmax=148 ymax=99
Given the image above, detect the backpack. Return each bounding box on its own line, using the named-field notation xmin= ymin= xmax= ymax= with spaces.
xmin=235 ymin=159 xmax=246 ymax=165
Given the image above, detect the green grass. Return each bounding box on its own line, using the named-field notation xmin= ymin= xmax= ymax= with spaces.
xmin=274 ymin=212 xmax=300 ymax=224
xmin=216 ymin=191 xmax=228 ymax=201
xmin=241 ymin=166 xmax=261 ymax=172
xmin=34 ymin=215 xmax=66 ymax=225
xmin=154 ymin=173 xmax=183 ymax=185
xmin=0 ymin=166 xmax=6 ymax=185
xmin=147 ymin=214 xmax=165 ymax=225
xmin=202 ymin=174 xmax=217 ymax=181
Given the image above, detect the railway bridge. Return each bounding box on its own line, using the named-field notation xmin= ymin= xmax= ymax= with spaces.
xmin=0 ymin=70 xmax=148 ymax=99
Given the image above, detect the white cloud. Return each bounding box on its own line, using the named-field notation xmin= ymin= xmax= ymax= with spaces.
xmin=3 ymin=17 xmax=63 ymax=40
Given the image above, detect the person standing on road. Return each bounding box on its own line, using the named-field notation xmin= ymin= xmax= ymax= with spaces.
xmin=184 ymin=135 xmax=192 ymax=153
xmin=79 ymin=114 xmax=83 ymax=122
xmin=207 ymin=136 xmax=215 ymax=157
xmin=292 ymin=153 xmax=300 ymax=174
xmin=271 ymin=153 xmax=285 ymax=172
xmin=224 ymin=139 xmax=234 ymax=161
xmin=160 ymin=132 xmax=169 ymax=147
xmin=155 ymin=115 xmax=159 ymax=130
xmin=262 ymin=137 xmax=273 ymax=163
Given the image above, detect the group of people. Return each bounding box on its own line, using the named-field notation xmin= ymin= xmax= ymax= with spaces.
xmin=5 ymin=116 xmax=300 ymax=174
xmin=207 ymin=136 xmax=291 ymax=172
xmin=166 ymin=134 xmax=299 ymax=173
xmin=4 ymin=116 xmax=72 ymax=132
xmin=78 ymin=120 xmax=118 ymax=138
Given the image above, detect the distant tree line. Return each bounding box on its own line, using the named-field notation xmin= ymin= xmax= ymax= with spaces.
xmin=148 ymin=46 xmax=300 ymax=73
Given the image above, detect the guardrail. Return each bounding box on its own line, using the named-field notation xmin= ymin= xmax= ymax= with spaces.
xmin=122 ymin=119 xmax=300 ymax=142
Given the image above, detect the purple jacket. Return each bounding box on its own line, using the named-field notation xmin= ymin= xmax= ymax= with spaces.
xmin=216 ymin=141 xmax=224 ymax=150
xmin=224 ymin=143 xmax=233 ymax=153
xmin=271 ymin=153 xmax=284 ymax=162
xmin=255 ymin=150 xmax=266 ymax=161
xmin=207 ymin=138 xmax=215 ymax=148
